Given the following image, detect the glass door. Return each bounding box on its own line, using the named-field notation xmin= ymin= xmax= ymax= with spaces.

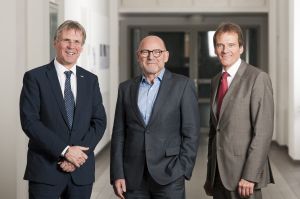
xmin=197 ymin=31 xmax=221 ymax=132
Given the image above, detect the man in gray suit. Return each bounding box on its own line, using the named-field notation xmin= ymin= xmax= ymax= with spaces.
xmin=110 ymin=35 xmax=200 ymax=199
xmin=204 ymin=22 xmax=274 ymax=199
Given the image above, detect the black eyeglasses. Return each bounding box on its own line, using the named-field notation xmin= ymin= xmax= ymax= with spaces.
xmin=139 ymin=49 xmax=166 ymax=58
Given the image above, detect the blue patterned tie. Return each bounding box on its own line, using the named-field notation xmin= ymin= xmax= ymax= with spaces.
xmin=64 ymin=71 xmax=75 ymax=128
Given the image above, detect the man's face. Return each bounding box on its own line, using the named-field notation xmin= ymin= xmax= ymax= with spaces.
xmin=54 ymin=29 xmax=83 ymax=69
xmin=214 ymin=32 xmax=243 ymax=69
xmin=137 ymin=36 xmax=169 ymax=76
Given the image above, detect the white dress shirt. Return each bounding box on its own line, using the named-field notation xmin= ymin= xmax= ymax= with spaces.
xmin=54 ymin=58 xmax=77 ymax=156
xmin=54 ymin=59 xmax=77 ymax=103
xmin=222 ymin=58 xmax=241 ymax=88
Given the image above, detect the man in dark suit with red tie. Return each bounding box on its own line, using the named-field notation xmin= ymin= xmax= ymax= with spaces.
xmin=20 ymin=20 xmax=107 ymax=199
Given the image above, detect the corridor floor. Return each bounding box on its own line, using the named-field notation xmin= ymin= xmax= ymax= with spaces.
xmin=91 ymin=134 xmax=300 ymax=199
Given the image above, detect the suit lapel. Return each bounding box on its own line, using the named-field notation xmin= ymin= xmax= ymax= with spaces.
xmin=147 ymin=70 xmax=172 ymax=127
xmin=130 ymin=76 xmax=146 ymax=127
xmin=218 ymin=62 xmax=247 ymax=121
xmin=72 ymin=66 xmax=85 ymax=130
xmin=211 ymin=73 xmax=222 ymax=124
xmin=46 ymin=62 xmax=69 ymax=126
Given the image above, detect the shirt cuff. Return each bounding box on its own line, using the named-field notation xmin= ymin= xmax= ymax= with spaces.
xmin=61 ymin=146 xmax=70 ymax=157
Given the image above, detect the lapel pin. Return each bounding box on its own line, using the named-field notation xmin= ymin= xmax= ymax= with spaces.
xmin=80 ymin=75 xmax=84 ymax=78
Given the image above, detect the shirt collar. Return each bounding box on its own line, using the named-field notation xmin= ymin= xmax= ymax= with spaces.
xmin=141 ymin=68 xmax=165 ymax=84
xmin=222 ymin=58 xmax=241 ymax=77
xmin=54 ymin=58 xmax=77 ymax=76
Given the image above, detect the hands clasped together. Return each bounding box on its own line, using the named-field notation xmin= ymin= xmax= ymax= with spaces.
xmin=58 ymin=146 xmax=89 ymax=173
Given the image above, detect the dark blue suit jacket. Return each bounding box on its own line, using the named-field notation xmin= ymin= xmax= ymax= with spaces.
xmin=20 ymin=61 xmax=106 ymax=185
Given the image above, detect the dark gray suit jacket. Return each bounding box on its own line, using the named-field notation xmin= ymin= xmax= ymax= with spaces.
xmin=110 ymin=69 xmax=200 ymax=190
xmin=206 ymin=61 xmax=274 ymax=191
xmin=20 ymin=61 xmax=107 ymax=185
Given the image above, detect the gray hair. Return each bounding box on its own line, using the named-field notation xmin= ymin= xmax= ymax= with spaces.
xmin=54 ymin=20 xmax=86 ymax=45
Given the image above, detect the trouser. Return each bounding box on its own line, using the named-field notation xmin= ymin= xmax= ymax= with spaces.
xmin=125 ymin=167 xmax=185 ymax=199
xmin=29 ymin=175 xmax=93 ymax=199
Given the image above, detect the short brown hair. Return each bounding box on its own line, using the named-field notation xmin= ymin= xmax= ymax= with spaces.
xmin=213 ymin=22 xmax=244 ymax=47
xmin=54 ymin=20 xmax=86 ymax=45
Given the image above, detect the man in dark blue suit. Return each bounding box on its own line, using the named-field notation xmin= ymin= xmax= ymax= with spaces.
xmin=20 ymin=20 xmax=107 ymax=199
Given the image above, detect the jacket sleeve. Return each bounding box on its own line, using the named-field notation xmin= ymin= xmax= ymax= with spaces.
xmin=110 ymin=84 xmax=126 ymax=184
xmin=20 ymin=71 xmax=67 ymax=158
xmin=242 ymin=72 xmax=274 ymax=182
xmin=179 ymin=79 xmax=200 ymax=180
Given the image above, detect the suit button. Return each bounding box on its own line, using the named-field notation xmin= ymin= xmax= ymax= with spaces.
xmin=145 ymin=130 xmax=150 ymax=134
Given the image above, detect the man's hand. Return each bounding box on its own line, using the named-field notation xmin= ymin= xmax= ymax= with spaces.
xmin=238 ymin=179 xmax=255 ymax=198
xmin=64 ymin=146 xmax=89 ymax=168
xmin=113 ymin=179 xmax=126 ymax=199
xmin=204 ymin=180 xmax=213 ymax=196
xmin=58 ymin=160 xmax=76 ymax=172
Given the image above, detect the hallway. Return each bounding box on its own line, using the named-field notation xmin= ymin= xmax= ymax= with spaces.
xmin=91 ymin=134 xmax=300 ymax=199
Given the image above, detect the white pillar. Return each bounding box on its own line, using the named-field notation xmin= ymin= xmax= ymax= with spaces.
xmin=268 ymin=0 xmax=278 ymax=141
xmin=288 ymin=0 xmax=300 ymax=160
xmin=109 ymin=0 xmax=119 ymax=137
xmin=0 ymin=0 xmax=28 ymax=198
xmin=17 ymin=0 xmax=29 ymax=198
xmin=0 ymin=0 xmax=17 ymax=197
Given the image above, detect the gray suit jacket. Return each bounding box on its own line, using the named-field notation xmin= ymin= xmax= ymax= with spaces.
xmin=206 ymin=61 xmax=274 ymax=191
xmin=110 ymin=69 xmax=200 ymax=190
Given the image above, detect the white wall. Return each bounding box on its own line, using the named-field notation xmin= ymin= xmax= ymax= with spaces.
xmin=109 ymin=0 xmax=119 ymax=134
xmin=119 ymin=0 xmax=269 ymax=13
xmin=0 ymin=0 xmax=30 ymax=198
xmin=0 ymin=0 xmax=18 ymax=198
xmin=270 ymin=0 xmax=300 ymax=160
xmin=288 ymin=0 xmax=300 ymax=159
xmin=270 ymin=0 xmax=289 ymax=146
xmin=0 ymin=0 xmax=119 ymax=198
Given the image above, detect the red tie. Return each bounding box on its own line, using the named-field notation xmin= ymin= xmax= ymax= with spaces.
xmin=217 ymin=72 xmax=229 ymax=118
